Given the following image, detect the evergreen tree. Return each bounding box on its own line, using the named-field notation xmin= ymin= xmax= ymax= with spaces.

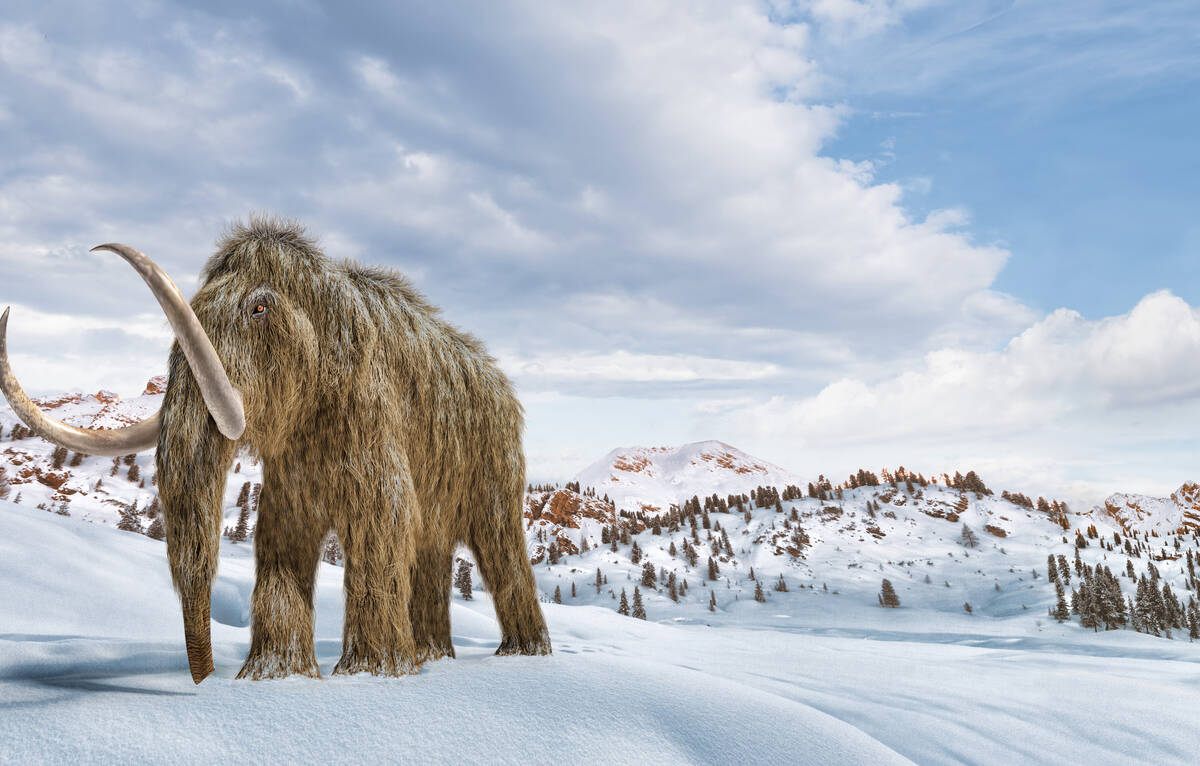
xmin=630 ymin=540 xmax=641 ymax=565
xmin=236 ymin=481 xmax=251 ymax=507
xmin=964 ymin=602 xmax=972 ymax=614
xmin=641 ymin=561 xmax=657 ymax=587
xmin=1163 ymin=583 xmax=1182 ymax=630
xmin=116 ymin=502 xmax=142 ymax=534
xmin=774 ymin=574 xmax=788 ymax=592
xmin=879 ymin=579 xmax=900 ymax=608
xmin=754 ymin=580 xmax=766 ymax=603
xmin=708 ymin=591 xmax=717 ymax=612
xmin=127 ymin=463 xmax=140 ymax=483
xmin=961 ymin=523 xmax=979 ymax=548
xmin=632 ymin=587 xmax=646 ymax=619
xmin=618 ymin=588 xmax=630 ymax=616
xmin=571 ymin=581 xmax=577 ymax=598
xmin=553 ymin=585 xmax=562 ymax=604
xmin=146 ymin=514 xmax=165 ymax=540
xmin=707 ymin=556 xmax=719 ymax=581
xmin=454 ymin=560 xmax=473 ymax=600
xmin=595 ymin=568 xmax=603 ymax=593
xmin=1053 ymin=580 xmax=1070 ymax=622
xmin=1134 ymin=576 xmax=1160 ymax=636
xmin=322 ymin=535 xmax=342 ymax=565
xmin=230 ymin=504 xmax=251 ymax=543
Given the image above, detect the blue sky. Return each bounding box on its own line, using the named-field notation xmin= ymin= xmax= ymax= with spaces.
xmin=819 ymin=0 xmax=1200 ymax=316
xmin=1 ymin=0 xmax=1198 ymax=505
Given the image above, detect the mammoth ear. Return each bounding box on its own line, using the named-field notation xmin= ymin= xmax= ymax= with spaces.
xmin=319 ymin=281 xmax=379 ymax=388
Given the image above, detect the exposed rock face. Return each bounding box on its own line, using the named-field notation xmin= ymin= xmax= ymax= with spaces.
xmin=524 ymin=487 xmax=636 ymax=565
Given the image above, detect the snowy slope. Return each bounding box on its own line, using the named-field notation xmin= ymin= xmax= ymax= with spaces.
xmin=0 ymin=500 xmax=909 ymax=765
xmin=531 ymin=480 xmax=1102 ymax=622
xmin=574 ymin=440 xmax=802 ymax=512
xmin=5 ymin=499 xmax=1200 ymax=765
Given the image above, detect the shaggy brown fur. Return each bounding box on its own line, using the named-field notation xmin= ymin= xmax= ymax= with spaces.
xmin=157 ymin=216 xmax=550 ymax=682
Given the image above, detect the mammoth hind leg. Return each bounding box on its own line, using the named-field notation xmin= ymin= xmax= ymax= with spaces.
xmin=469 ymin=497 xmax=552 ymax=656
xmin=410 ymin=544 xmax=455 ymax=662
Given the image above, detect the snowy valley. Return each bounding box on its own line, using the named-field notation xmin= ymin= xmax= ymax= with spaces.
xmin=3 ymin=384 xmax=1200 ymax=764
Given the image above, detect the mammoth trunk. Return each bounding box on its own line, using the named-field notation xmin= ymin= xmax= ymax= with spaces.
xmin=158 ymin=350 xmax=237 ymax=684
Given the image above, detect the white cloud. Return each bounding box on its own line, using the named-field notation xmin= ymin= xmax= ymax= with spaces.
xmin=724 ymin=290 xmax=1200 ymax=442
xmin=501 ymin=350 xmax=780 ymax=383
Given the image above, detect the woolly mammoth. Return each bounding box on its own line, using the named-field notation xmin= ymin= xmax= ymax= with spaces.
xmin=0 ymin=218 xmax=551 ymax=683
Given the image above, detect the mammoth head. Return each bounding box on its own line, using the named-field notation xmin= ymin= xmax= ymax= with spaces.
xmin=0 ymin=222 xmax=337 ymax=684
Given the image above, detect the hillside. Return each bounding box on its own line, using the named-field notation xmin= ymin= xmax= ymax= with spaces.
xmin=3 ymin=388 xmax=1200 ymax=642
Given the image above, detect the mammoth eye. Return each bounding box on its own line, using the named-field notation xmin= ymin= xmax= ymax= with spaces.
xmin=249 ymin=303 xmax=268 ymax=320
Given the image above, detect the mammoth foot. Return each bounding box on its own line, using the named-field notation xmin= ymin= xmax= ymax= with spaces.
xmin=495 ymin=631 xmax=553 ymax=657
xmin=236 ymin=649 xmax=321 ymax=681
xmin=415 ymin=638 xmax=456 ymax=664
xmin=333 ymin=649 xmax=422 ymax=677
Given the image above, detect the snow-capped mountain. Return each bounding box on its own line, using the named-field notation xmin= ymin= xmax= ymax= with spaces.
xmin=574 ymin=440 xmax=802 ymax=513
xmin=1095 ymin=482 xmax=1200 ymax=536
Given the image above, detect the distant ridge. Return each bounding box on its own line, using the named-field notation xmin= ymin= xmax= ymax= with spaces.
xmin=573 ymin=440 xmax=801 ymax=512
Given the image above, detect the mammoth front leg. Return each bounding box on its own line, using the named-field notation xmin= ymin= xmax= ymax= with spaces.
xmin=411 ymin=543 xmax=455 ymax=662
xmin=334 ymin=468 xmax=423 ymax=677
xmin=237 ymin=485 xmax=324 ymax=680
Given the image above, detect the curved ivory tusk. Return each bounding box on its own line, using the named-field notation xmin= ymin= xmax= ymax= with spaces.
xmin=0 ymin=306 xmax=161 ymax=455
xmin=91 ymin=243 xmax=245 ymax=441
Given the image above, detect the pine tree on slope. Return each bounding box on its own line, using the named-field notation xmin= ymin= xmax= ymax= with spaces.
xmin=632 ymin=587 xmax=646 ymax=620
xmin=454 ymin=560 xmax=473 ymax=600
xmin=879 ymin=579 xmax=900 ymax=608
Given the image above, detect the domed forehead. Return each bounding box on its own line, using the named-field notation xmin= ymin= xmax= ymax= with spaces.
xmin=200 ymin=218 xmax=328 ymax=288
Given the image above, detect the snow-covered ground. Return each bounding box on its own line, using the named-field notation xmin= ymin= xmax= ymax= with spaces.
xmin=3 ymin=499 xmax=1198 ymax=766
